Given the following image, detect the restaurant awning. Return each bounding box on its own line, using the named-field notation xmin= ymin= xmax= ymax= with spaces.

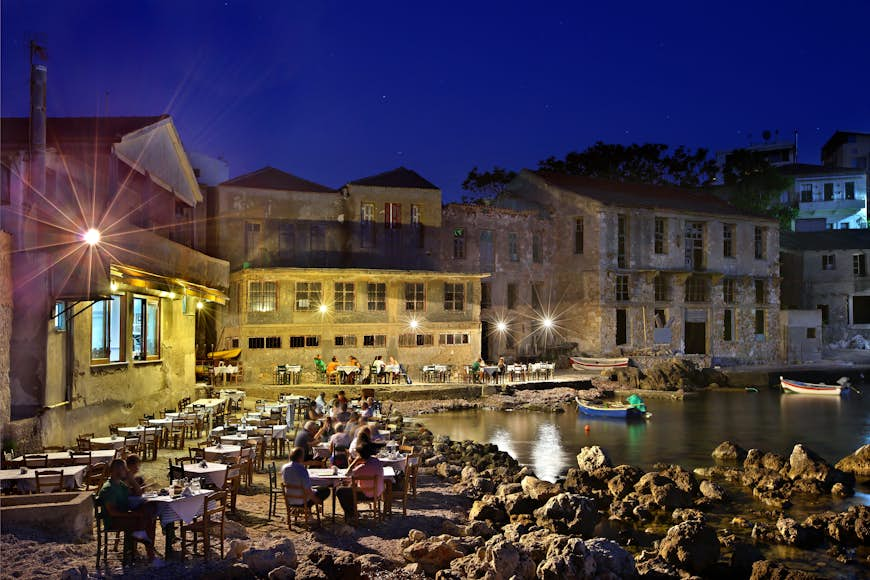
xmin=111 ymin=264 xmax=228 ymax=305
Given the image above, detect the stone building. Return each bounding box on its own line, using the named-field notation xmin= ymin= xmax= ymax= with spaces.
xmin=1 ymin=75 xmax=228 ymax=448
xmin=443 ymin=170 xmax=782 ymax=363
xmin=209 ymin=167 xmax=482 ymax=380
xmin=780 ymin=230 xmax=870 ymax=345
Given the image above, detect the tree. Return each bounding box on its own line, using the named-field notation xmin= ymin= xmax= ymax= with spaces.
xmin=721 ymin=149 xmax=796 ymax=229
xmin=461 ymin=166 xmax=517 ymax=204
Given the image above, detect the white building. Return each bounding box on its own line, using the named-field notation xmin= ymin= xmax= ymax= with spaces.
xmin=778 ymin=164 xmax=868 ymax=231
xmin=822 ymin=131 xmax=870 ymax=170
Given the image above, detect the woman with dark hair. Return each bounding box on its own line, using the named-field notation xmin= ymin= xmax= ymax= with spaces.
xmin=336 ymin=441 xmax=384 ymax=523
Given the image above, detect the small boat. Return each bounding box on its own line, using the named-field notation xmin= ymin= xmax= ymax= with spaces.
xmin=780 ymin=376 xmax=847 ymax=396
xmin=206 ymin=348 xmax=242 ymax=361
xmin=570 ymin=357 xmax=629 ymax=371
xmin=576 ymin=398 xmax=646 ymax=419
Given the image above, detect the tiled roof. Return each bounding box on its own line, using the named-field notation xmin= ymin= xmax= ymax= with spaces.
xmin=780 ymin=230 xmax=870 ymax=251
xmin=777 ymin=163 xmax=867 ymax=176
xmin=221 ymin=167 xmax=334 ymax=193
xmin=1 ymin=115 xmax=168 ymax=145
xmin=530 ymin=170 xmax=769 ymax=219
xmin=348 ymin=167 xmax=438 ymax=189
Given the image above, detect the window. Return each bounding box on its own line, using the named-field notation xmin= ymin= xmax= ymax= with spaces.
xmin=685 ymin=277 xmax=708 ymax=303
xmin=824 ymin=183 xmax=834 ymax=201
xmin=617 ymin=214 xmax=628 ymax=268
xmin=480 ymin=230 xmax=494 ymax=271
xmin=289 ymin=336 xmax=305 ymax=348
xmin=615 ymin=275 xmax=629 ymax=301
xmin=481 ymin=282 xmax=491 ymax=309
xmin=723 ymin=309 xmax=733 ymax=341
xmin=574 ymin=218 xmax=584 ymax=254
xmin=53 ymin=301 xmax=67 ymax=331
xmin=654 ymin=217 xmax=667 ymax=254
xmin=334 ymin=282 xmax=355 ymax=311
xmin=453 ymin=228 xmax=465 ymax=259
xmin=132 ymin=296 xmax=160 ymax=360
xmin=360 ymin=203 xmax=375 ymax=248
xmin=248 ymin=281 xmax=277 ymax=312
xmin=92 ymin=295 xmax=125 ymax=363
xmin=822 ymin=254 xmax=836 ymax=270
xmin=295 ymin=282 xmax=321 ymax=311
xmin=248 ymin=337 xmax=265 ymax=349
xmin=806 ymin=328 xmax=816 ymax=339
xmin=306 ymin=336 xmax=319 ymax=347
xmin=532 ymin=233 xmax=543 ymax=263
xmin=265 ymin=336 xmax=281 ymax=349
xmin=754 ymin=309 xmax=766 ymax=338
xmin=818 ymin=304 xmax=830 ymax=325
xmin=399 ymin=334 xmax=434 ymax=347
xmin=852 ymin=296 xmax=870 ymax=324
xmin=334 ymin=335 xmax=357 ymax=347
xmin=367 ymin=283 xmax=386 ymax=311
xmin=531 ymin=283 xmax=543 ymax=311
xmin=410 ymin=204 xmax=424 ymax=248
xmin=0 ymin=163 xmax=10 ymax=205
xmin=754 ymin=280 xmax=765 ymax=305
xmin=800 ymin=184 xmax=813 ymax=202
xmin=841 ymin=223 xmax=851 ymax=230
xmin=754 ymin=227 xmax=766 ymax=260
xmin=685 ymin=221 xmax=704 ymax=270
xmin=854 ymin=254 xmax=867 ymax=278
xmin=508 ymin=233 xmax=519 ymax=262
xmin=405 ymin=283 xmax=425 ymax=311
xmin=228 ymin=337 xmax=240 ymax=348
xmin=244 ymin=222 xmax=261 ymax=261
xmin=309 ymin=225 xmax=325 ymax=252
xmin=722 ymin=223 xmax=734 ymax=258
xmin=278 ymin=222 xmax=295 ymax=260
xmin=845 ymin=182 xmax=856 ymax=200
xmin=439 ymin=333 xmax=470 ymax=345
xmin=507 ymin=283 xmax=517 ymax=310
xmin=653 ymin=275 xmax=668 ymax=302
xmin=444 ymin=283 xmax=465 ymax=311
xmin=385 ymin=203 xmax=401 ymax=229
xmin=723 ymin=279 xmax=736 ymax=304
xmin=363 ymin=335 xmax=386 ymax=347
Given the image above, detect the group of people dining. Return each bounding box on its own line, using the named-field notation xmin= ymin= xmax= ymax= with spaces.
xmin=314 ymin=354 xmax=407 ymax=385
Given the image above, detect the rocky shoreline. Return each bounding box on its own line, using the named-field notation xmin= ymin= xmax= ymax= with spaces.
xmin=2 ymin=411 xmax=869 ymax=579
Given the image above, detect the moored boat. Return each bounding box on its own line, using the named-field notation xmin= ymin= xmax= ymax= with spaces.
xmin=576 ymin=398 xmax=646 ymax=418
xmin=570 ymin=356 xmax=629 ymax=371
xmin=779 ymin=376 xmax=846 ymax=396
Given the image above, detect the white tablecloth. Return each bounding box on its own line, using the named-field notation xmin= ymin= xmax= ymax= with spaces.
xmin=0 ymin=465 xmax=87 ymax=492
xmin=183 ymin=462 xmax=228 ymax=489
xmin=10 ymin=450 xmax=116 ymax=467
xmin=117 ymin=426 xmax=160 ymax=436
xmin=90 ymin=437 xmax=127 ymax=450
xmin=219 ymin=389 xmax=246 ymax=402
xmin=220 ymin=435 xmax=261 ymax=445
xmin=145 ymin=489 xmax=212 ymax=524
xmin=203 ymin=445 xmax=241 ymax=462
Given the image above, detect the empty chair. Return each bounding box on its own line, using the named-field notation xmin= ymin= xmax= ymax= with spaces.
xmin=35 ymin=469 xmax=65 ymax=493
xmin=23 ymin=454 xmax=49 ymax=468
xmin=69 ymin=450 xmax=93 ymax=465
xmin=181 ymin=490 xmax=227 ymax=560
xmin=266 ymin=462 xmax=281 ymax=520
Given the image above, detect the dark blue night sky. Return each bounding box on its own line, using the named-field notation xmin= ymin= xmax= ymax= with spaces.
xmin=3 ymin=1 xmax=869 ymax=199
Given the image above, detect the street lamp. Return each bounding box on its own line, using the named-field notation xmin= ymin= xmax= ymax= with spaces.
xmin=82 ymin=228 xmax=101 ymax=246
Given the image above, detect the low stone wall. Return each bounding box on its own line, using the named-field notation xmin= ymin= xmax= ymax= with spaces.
xmin=0 ymin=491 xmax=94 ymax=542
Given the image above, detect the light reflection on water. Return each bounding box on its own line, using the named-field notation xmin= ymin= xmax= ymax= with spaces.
xmin=419 ymin=389 xmax=870 ymax=482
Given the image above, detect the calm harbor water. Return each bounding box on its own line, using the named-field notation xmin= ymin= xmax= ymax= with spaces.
xmin=418 ymin=389 xmax=870 ymax=483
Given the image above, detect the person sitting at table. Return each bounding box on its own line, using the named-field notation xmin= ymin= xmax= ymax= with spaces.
xmin=329 ymin=423 xmax=351 ymax=454
xmin=98 ymin=459 xmax=159 ymax=563
xmin=314 ymin=392 xmax=327 ymax=415
xmin=314 ymin=355 xmax=327 ymax=376
xmin=326 ymin=356 xmax=339 ymax=377
xmin=335 ymin=402 xmax=351 ymax=424
xmin=314 ymin=416 xmax=334 ymax=442
xmin=294 ymin=421 xmax=318 ymax=460
xmin=281 ymin=446 xmax=330 ymax=506
xmin=337 ymin=390 xmax=349 ymax=405
xmin=497 ymin=356 xmax=507 ymax=382
xmin=307 ymin=402 xmax=323 ymax=421
xmin=360 ymin=401 xmax=374 ymax=419
xmin=470 ymin=357 xmax=483 ymax=383
xmin=125 ymin=455 xmax=146 ymax=507
xmin=371 ymin=355 xmax=386 ymax=379
xmin=349 ymin=426 xmax=374 ymax=458
xmin=336 ymin=441 xmax=385 ymax=523
xmin=344 ymin=411 xmax=361 ymax=437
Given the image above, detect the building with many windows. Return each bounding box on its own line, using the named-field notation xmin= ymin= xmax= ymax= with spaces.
xmin=822 ymin=131 xmax=870 ymax=171
xmin=209 ymin=167 xmax=482 ymax=380
xmin=778 ymin=164 xmax=868 ymax=231
xmin=443 ymin=170 xmax=781 ymax=363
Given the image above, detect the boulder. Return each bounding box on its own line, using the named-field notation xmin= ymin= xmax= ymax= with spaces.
xmin=634 ymin=555 xmax=682 ymax=579
xmin=402 ymin=537 xmax=465 ymax=575
xmin=226 ymin=539 xmax=250 ymax=560
xmin=788 ymin=444 xmax=832 ymax=482
xmin=447 ymin=538 xmax=536 ymax=580
xmin=522 ymin=476 xmax=562 ymax=501
xmin=534 ymin=493 xmax=599 ymax=536
xmin=294 ymin=562 xmax=328 ymax=580
xmin=518 ymin=528 xmax=560 ymax=563
xmin=584 ymin=538 xmax=637 ymax=579
xmin=268 ymin=566 xmax=296 ymax=580
xmin=306 ymin=547 xmax=362 ymax=579
xmin=750 ymin=560 xmax=818 ymax=579
xmin=242 ymin=539 xmax=298 ymax=576
xmin=657 ymin=464 xmax=699 ymax=495
xmin=224 ymin=519 xmax=249 ymax=539
xmin=634 ymin=473 xmax=692 ymax=509
xmin=657 ymin=521 xmax=720 ymax=574
xmin=504 ymin=492 xmax=544 ymax=516
xmin=409 ymin=528 xmax=428 ymax=542
xmin=468 ymin=495 xmax=508 ymax=525
xmin=536 ymin=536 xmax=596 ymax=579
xmin=712 ymin=441 xmax=747 ymax=462
xmin=461 ymin=465 xmax=478 ymax=481
xmin=576 ymin=446 xmax=612 ymax=473
xmin=835 ymin=444 xmax=870 ymax=479
xmin=776 ymin=517 xmax=817 ymax=548
xmin=699 ymin=480 xmax=726 ymax=501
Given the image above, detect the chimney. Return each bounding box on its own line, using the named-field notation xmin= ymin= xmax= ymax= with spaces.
xmin=29 ymin=64 xmax=47 ymax=199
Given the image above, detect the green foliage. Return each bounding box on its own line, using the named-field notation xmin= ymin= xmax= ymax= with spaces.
xmin=461 ymin=166 xmax=517 ymax=204
xmin=722 ymin=149 xmax=796 ymax=229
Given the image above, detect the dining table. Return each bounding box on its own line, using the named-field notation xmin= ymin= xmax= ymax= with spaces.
xmin=307 ymin=466 xmax=396 ymax=523
xmin=0 ymin=465 xmax=88 ymax=492
xmin=219 ymin=389 xmax=246 ymax=403
xmin=89 ymin=436 xmax=128 ymax=451
xmin=220 ymin=434 xmax=262 ymax=445
xmin=203 ymin=444 xmax=241 ymax=462
xmin=182 ymin=461 xmax=228 ymax=488
xmin=10 ymin=449 xmax=116 ymax=467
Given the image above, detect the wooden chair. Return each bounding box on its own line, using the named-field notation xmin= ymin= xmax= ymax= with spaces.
xmin=267 ymin=462 xmax=281 ymax=520
xmin=391 ymin=456 xmax=415 ymax=516
xmin=123 ymin=437 xmax=140 ymax=457
xmin=168 ymin=419 xmax=186 ymax=449
xmin=84 ymin=462 xmax=109 ymax=491
xmin=254 ymin=437 xmax=268 ymax=471
xmin=175 ymin=457 xmax=198 ymax=466
xmin=168 ymin=460 xmax=184 ymax=484
xmin=189 ymin=447 xmax=206 ymax=461
xmin=350 ymin=474 xmax=384 ymax=523
xmin=108 ymin=424 xmax=122 ymax=436
xmin=23 ymin=454 xmax=48 ymax=468
xmin=138 ymin=431 xmax=159 ymax=461
xmin=181 ymin=490 xmax=227 ymax=560
xmin=282 ymin=482 xmax=322 ymax=530
xmin=94 ymin=495 xmax=151 ymax=566
xmin=77 ymin=434 xmax=94 ymax=451
xmin=223 ymin=463 xmax=242 ymax=513
xmin=401 ymin=450 xmax=420 ymax=499
xmin=69 ymin=450 xmax=93 ymax=466
xmin=35 ymin=469 xmax=65 ymax=493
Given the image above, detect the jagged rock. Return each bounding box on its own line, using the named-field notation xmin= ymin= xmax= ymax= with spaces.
xmin=294 ymin=562 xmax=328 ymax=580
xmin=436 ymin=462 xmax=461 ymax=479
xmin=699 ymin=480 xmax=726 ymax=501
xmin=447 ymin=538 xmax=536 ymax=580
xmin=657 ymin=465 xmax=699 ymax=495
xmin=403 ymin=537 xmax=465 ymax=575
xmin=306 ymin=547 xmax=362 ymax=579
xmin=776 ymin=517 xmax=817 ymax=548
xmin=518 ymin=528 xmax=560 ymax=563
xmin=268 ymin=566 xmax=296 ymax=580
xmin=504 ymin=492 xmax=544 ymax=516
xmin=223 ymin=519 xmax=249 ymax=539
xmin=536 ymin=536 xmax=596 ymax=579
xmin=576 ymin=446 xmax=612 ymax=473
xmin=534 ymin=493 xmax=599 ymax=536
xmin=584 ymin=538 xmax=637 ymax=578
xmin=226 ymin=539 xmax=250 ymax=560
xmin=750 ymin=560 xmax=818 ymax=579
xmin=242 ymin=539 xmax=298 ymax=576
xmin=761 ymin=452 xmax=788 ymax=473
xmin=657 ymin=521 xmax=720 ymax=574
xmin=522 ymin=476 xmax=562 ymax=501
xmin=634 ymin=555 xmax=682 ymax=579
xmin=469 ymin=495 xmax=508 ymax=525
xmin=835 ymin=444 xmax=870 ymax=479
xmin=788 ymin=444 xmax=832 ymax=482
xmin=822 ymin=504 xmax=870 ymax=545
xmin=496 ymin=482 xmax=523 ymax=498
xmin=712 ymin=441 xmax=747 ymax=462
xmin=635 ymin=473 xmax=692 ymax=509
xmin=671 ymin=508 xmax=706 ymax=523
xmin=461 ymin=465 xmax=478 ymax=481
xmin=409 ymin=529 xmax=428 ymax=542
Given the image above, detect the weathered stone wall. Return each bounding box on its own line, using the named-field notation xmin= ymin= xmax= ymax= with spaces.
xmin=0 ymin=232 xmax=12 ymax=429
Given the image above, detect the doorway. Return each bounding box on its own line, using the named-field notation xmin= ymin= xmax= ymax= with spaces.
xmin=481 ymin=321 xmax=491 ymax=361
xmin=615 ymin=309 xmax=627 ymax=346
xmin=684 ymin=322 xmax=706 ymax=354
